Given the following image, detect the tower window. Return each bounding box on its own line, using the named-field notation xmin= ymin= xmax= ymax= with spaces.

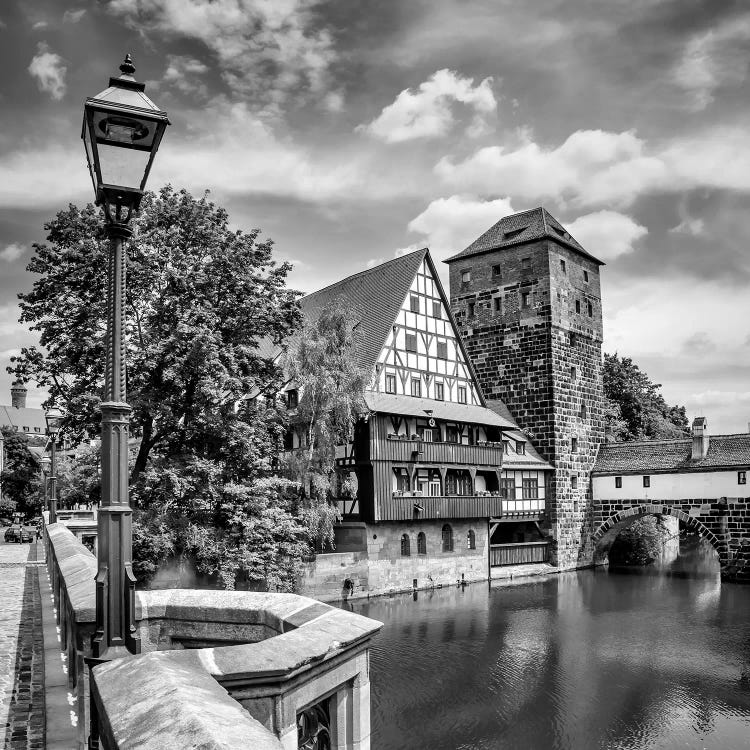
xmin=580 ymin=402 xmax=588 ymax=419
xmin=569 ymin=332 xmax=577 ymax=346
xmin=521 ymin=292 xmax=531 ymax=309
xmin=461 ymin=270 xmax=471 ymax=284
xmin=435 ymin=382 xmax=444 ymax=401
xmin=468 ymin=301 xmax=475 ymax=317
xmin=410 ymin=295 xmax=419 ymax=313
xmin=560 ymin=258 xmax=566 ymax=273
xmin=411 ymin=378 xmax=422 ymax=397
xmin=457 ymin=386 xmax=467 ymax=404
xmin=432 ymin=301 xmax=442 ymax=318
xmin=571 ymin=475 xmax=578 ymax=489
xmin=575 ymin=299 xmax=581 ymax=314
xmin=615 ymin=476 xmax=622 ymax=488
xmin=405 ymin=333 xmax=417 ymax=352
xmin=385 ymin=374 xmax=396 ymax=394
xmin=584 ymin=270 xmax=589 ymax=283
xmin=494 ymin=297 xmax=502 ymax=313
xmin=587 ymin=301 xmax=593 ymax=317
xmin=570 ymin=366 xmax=577 ymax=379
xmin=522 ymin=257 xmax=531 ymax=271
xmin=571 ymin=437 xmax=578 ymax=453
xmin=643 ymin=475 xmax=651 ymax=488
xmin=492 ymin=264 xmax=502 ymax=277
xmin=436 ymin=340 xmax=448 ymax=359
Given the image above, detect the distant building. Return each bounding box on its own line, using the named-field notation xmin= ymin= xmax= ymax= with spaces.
xmin=0 ymin=381 xmax=47 ymax=438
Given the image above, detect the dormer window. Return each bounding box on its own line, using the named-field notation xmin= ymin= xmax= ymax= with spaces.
xmin=502 ymin=440 xmax=510 ymax=454
xmin=461 ymin=270 xmax=471 ymax=284
xmin=516 ymin=440 xmax=526 ymax=455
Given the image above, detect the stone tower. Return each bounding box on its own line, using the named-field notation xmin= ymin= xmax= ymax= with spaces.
xmin=446 ymin=207 xmax=605 ymax=568
xmin=11 ymin=380 xmax=27 ymax=409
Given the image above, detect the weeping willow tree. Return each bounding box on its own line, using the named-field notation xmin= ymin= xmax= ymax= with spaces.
xmin=282 ymin=299 xmax=369 ymax=550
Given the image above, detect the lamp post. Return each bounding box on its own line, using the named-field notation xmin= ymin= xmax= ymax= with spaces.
xmin=40 ymin=455 xmax=51 ymax=520
xmin=45 ymin=408 xmax=63 ymax=524
xmin=82 ymin=55 xmax=169 ymax=662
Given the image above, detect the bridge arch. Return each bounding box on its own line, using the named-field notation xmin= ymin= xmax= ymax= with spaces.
xmin=592 ymin=505 xmax=727 ymax=567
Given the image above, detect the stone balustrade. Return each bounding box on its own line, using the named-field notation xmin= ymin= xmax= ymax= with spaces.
xmin=45 ymin=523 xmax=382 ymax=749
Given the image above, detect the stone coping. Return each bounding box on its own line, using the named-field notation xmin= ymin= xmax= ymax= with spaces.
xmin=48 ymin=523 xmax=383 ymax=682
xmin=92 ymin=650 xmax=283 ymax=750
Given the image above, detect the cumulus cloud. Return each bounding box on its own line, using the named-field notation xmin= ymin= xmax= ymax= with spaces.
xmin=566 ymin=210 xmax=647 ymax=262
xmin=0 ymin=243 xmax=25 ymax=263
xmin=681 ymin=331 xmax=716 ymax=356
xmin=687 ymin=390 xmax=750 ymax=407
xmin=163 ymin=55 xmax=209 ymax=96
xmin=401 ymin=195 xmax=514 ymax=260
xmin=28 ymin=43 xmax=67 ymax=100
xmin=63 ymin=8 xmax=86 ymax=23
xmin=358 ymin=69 xmax=496 ymax=143
xmin=106 ymin=0 xmax=335 ymax=114
xmin=673 ymin=13 xmax=750 ymax=111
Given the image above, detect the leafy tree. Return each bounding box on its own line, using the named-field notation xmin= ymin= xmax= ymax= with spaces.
xmin=57 ymin=445 xmax=101 ymax=509
xmin=0 ymin=428 xmax=41 ymax=517
xmin=282 ymin=299 xmax=369 ymax=550
xmin=609 ymin=515 xmax=671 ymax=566
xmin=10 ymin=186 xmax=306 ymax=588
xmin=603 ymin=353 xmax=690 ymax=442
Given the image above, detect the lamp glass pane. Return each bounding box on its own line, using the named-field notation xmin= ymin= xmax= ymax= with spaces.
xmin=92 ymin=110 xmax=157 ymax=150
xmin=82 ymin=119 xmax=98 ymax=196
xmin=95 ymin=141 xmax=152 ymax=191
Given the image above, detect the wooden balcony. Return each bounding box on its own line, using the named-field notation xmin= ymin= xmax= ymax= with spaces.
xmin=378 ymin=493 xmax=504 ymax=521
xmin=373 ymin=436 xmax=504 ymax=467
xmin=490 ymin=542 xmax=550 ymax=567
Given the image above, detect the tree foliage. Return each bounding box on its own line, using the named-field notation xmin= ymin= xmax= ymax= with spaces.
xmin=609 ymin=515 xmax=671 ymax=566
xmin=10 ymin=186 xmax=307 ymax=589
xmin=0 ymin=428 xmax=41 ymax=517
xmin=603 ymin=353 xmax=690 ymax=442
xmin=282 ymin=300 xmax=369 ymax=550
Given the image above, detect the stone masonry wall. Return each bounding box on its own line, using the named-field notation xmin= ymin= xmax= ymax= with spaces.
xmin=449 ymin=239 xmax=605 ymax=570
xmin=299 ymin=520 xmax=488 ymax=602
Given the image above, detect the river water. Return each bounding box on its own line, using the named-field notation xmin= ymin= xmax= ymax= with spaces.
xmin=345 ymin=540 xmax=750 ymax=749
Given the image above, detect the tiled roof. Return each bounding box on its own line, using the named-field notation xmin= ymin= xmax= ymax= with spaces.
xmin=364 ymin=392 xmax=515 ymax=429
xmin=0 ymin=405 xmax=47 ymax=434
xmin=484 ymin=399 xmax=553 ymax=470
xmin=593 ymin=434 xmax=750 ymax=475
xmin=445 ymin=207 xmax=604 ymax=266
xmin=299 ymin=248 xmax=428 ymax=375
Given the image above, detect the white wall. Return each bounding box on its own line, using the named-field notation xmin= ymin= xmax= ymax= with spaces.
xmin=593 ymin=469 xmax=749 ymax=501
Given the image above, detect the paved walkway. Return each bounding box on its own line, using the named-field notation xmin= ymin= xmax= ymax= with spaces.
xmin=0 ymin=541 xmax=45 ymax=749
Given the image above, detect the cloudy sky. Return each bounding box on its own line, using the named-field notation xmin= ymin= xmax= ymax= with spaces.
xmin=1 ymin=0 xmax=749 ymax=432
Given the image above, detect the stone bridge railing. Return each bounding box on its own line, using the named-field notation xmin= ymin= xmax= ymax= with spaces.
xmin=46 ymin=523 xmax=382 ymax=749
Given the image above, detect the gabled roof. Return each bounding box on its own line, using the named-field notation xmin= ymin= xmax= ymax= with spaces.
xmin=445 ymin=207 xmax=604 ymax=266
xmin=299 ymin=248 xmax=428 ymax=378
xmin=0 ymin=405 xmax=47 ymax=434
xmin=593 ymin=434 xmax=750 ymax=475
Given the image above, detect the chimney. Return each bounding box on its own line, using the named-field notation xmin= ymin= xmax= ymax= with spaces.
xmin=691 ymin=416 xmax=709 ymax=461
xmin=10 ymin=380 xmax=27 ymax=409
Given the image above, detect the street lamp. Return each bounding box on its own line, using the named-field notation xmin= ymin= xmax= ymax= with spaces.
xmin=40 ymin=455 xmax=51 ymax=520
xmin=82 ymin=55 xmax=169 ymax=662
xmin=45 ymin=407 xmax=64 ymax=524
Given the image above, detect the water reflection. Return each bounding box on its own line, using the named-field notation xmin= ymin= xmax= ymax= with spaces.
xmin=348 ymin=539 xmax=750 ymax=749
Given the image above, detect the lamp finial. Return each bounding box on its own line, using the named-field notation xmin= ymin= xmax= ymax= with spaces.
xmin=119 ymin=54 xmax=136 ymax=77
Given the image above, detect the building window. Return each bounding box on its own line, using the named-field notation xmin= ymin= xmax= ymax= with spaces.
xmin=442 ymin=524 xmax=454 ymax=552
xmin=575 ymin=299 xmax=581 ymax=314
xmin=521 ymin=477 xmax=538 ymax=499
xmin=457 ymin=386 xmax=467 ymax=404
xmin=401 ymin=534 xmax=411 ymax=557
xmin=410 ymin=295 xmax=419 ymax=313
xmin=516 ymin=440 xmax=526 ymax=454
xmin=521 ymin=291 xmax=531 ymax=309
xmin=405 ymin=333 xmax=417 ymax=352
xmin=492 ymin=264 xmax=501 ymax=277
xmin=615 ymin=476 xmax=622 ymax=488
xmin=468 ymin=301 xmax=475 ymax=317
xmin=643 ymin=475 xmax=651 ymax=488
xmin=34 ymin=427 xmax=41 ymax=433
xmin=584 ymin=270 xmax=589 ymax=282
xmin=580 ymin=402 xmax=587 ymax=419
xmin=432 ymin=301 xmax=442 ymax=318
xmin=570 ymin=366 xmax=577 ymax=380
xmin=283 ymin=430 xmax=294 ymax=450
xmin=560 ymin=258 xmax=566 ymax=273
xmin=435 ymin=382 xmax=444 ymax=401
xmin=571 ymin=437 xmax=578 ymax=453
xmin=446 ymin=425 xmax=459 ymax=443
xmin=411 ymin=378 xmax=422 ymax=398
xmin=522 ymin=257 xmax=531 ymax=271
xmin=417 ymin=532 xmax=427 ymax=555
xmin=385 ymin=374 xmax=396 ymax=394
xmin=500 ymin=477 xmax=515 ymax=500
xmin=461 ymin=270 xmax=471 ymax=284
xmin=502 ymin=440 xmax=509 ymax=454
xmin=569 ymin=332 xmax=577 ymax=346
xmin=23 ymin=426 xmax=29 ymax=432
xmin=571 ymin=475 xmax=578 ymax=490
xmin=436 ymin=340 xmax=448 ymax=359
xmin=587 ymin=301 xmax=593 ymax=317
xmin=286 ymin=389 xmax=298 ymax=409
xmin=494 ymin=297 xmax=501 ymax=313
xmin=394 ymin=469 xmax=410 ymax=492
xmin=467 ymin=529 xmax=476 ymax=550
xmin=739 ymin=471 xmax=747 ymax=485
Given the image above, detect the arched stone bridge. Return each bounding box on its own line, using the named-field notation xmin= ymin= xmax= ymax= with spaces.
xmin=591 ymin=497 xmax=750 ymax=580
